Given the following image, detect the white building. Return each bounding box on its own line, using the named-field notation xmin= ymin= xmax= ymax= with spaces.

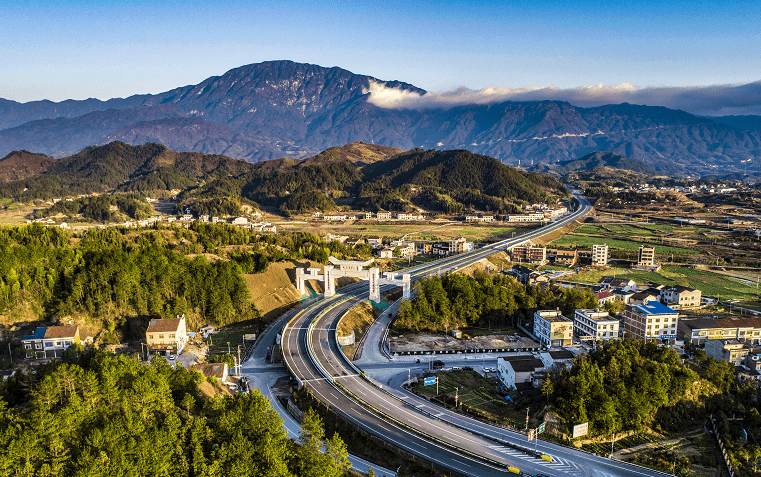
xmin=533 ymin=310 xmax=574 ymax=347
xmin=497 ymin=356 xmax=545 ymax=389
xmin=573 ymin=309 xmax=620 ymax=341
xmin=591 ymin=244 xmax=608 ymax=267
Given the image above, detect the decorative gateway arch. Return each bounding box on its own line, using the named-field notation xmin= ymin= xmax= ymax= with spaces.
xmin=295 ymin=256 xmax=410 ymax=303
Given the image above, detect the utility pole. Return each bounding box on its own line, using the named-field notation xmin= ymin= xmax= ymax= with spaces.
xmin=525 ymin=407 xmax=530 ymax=430
xmin=227 ymin=342 xmax=231 ymax=354
xmin=610 ymin=432 xmax=615 ymax=458
xmin=237 ymin=345 xmax=242 ymax=375
xmin=436 ymin=376 xmax=439 ymax=395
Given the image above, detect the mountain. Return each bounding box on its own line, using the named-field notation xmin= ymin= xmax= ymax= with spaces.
xmin=708 ymin=115 xmax=761 ymax=134
xmin=0 ymin=150 xmax=55 ymax=182
xmin=2 ymin=61 xmax=761 ymax=176
xmin=0 ymin=142 xmax=567 ymax=219
xmin=539 ymin=151 xmax=657 ymax=176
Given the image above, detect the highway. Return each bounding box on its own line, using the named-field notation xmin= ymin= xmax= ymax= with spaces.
xmin=282 ymin=191 xmax=670 ymax=476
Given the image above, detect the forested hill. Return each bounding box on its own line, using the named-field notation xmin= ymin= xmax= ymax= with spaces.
xmin=0 ymin=142 xmax=567 ymax=217
xmin=355 ymin=149 xmax=568 ymax=213
xmin=543 ymin=151 xmax=658 ymax=176
xmin=0 ymin=142 xmax=257 ymax=200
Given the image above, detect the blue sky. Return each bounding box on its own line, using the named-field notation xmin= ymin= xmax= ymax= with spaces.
xmin=2 ymin=0 xmax=760 ymax=105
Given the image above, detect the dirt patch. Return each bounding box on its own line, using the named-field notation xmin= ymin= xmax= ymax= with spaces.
xmin=388 ymin=331 xmax=538 ymax=353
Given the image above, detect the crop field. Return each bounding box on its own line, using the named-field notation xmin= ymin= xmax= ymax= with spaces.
xmin=411 ymin=370 xmax=497 ymax=406
xmin=573 ymin=266 xmax=761 ymax=301
xmin=551 ymin=235 xmax=699 ymax=255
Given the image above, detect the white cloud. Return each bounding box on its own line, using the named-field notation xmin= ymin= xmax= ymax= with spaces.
xmin=365 ymin=79 xmax=761 ymax=116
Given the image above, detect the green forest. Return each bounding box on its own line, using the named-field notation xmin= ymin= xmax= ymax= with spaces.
xmin=36 ymin=193 xmax=154 ymax=223
xmin=393 ymin=273 xmax=598 ymax=332
xmin=0 ymin=223 xmax=374 ymax=334
xmin=0 ymin=349 xmax=350 ymax=477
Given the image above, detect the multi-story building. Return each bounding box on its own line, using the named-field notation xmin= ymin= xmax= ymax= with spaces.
xmin=591 ymin=244 xmax=608 ymax=266
xmin=634 ymin=244 xmax=659 ymax=270
xmin=660 ymin=285 xmax=702 ymax=309
xmin=378 ymin=247 xmax=394 ymax=259
xmin=533 ymin=310 xmax=574 ymax=347
xmin=146 ymin=316 xmax=188 ymax=356
xmin=448 ymin=236 xmax=472 ymax=254
xmin=573 ymin=309 xmax=620 ymax=341
xmin=706 ymin=339 xmax=749 ymax=365
xmin=376 ymin=212 xmax=392 ymax=220
xmin=513 ymin=265 xmax=550 ymax=287
xmin=505 ymin=213 xmax=545 ymax=223
xmin=465 ymin=215 xmax=495 ymax=223
xmin=677 ymin=317 xmax=725 ymax=344
xmin=511 ymin=245 xmax=547 ymax=265
xmin=621 ymin=301 xmax=678 ymax=341
xmin=22 ymin=325 xmax=80 ymax=359
xmin=396 ymin=212 xmax=424 ymax=221
xmin=555 ymin=248 xmax=578 ymax=267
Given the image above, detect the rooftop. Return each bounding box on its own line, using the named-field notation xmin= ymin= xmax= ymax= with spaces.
xmin=44 ymin=325 xmax=79 ymax=339
xmin=502 ymin=356 xmax=545 ymax=373
xmin=630 ymin=301 xmax=677 ymax=316
xmin=147 ymin=318 xmax=184 ymax=333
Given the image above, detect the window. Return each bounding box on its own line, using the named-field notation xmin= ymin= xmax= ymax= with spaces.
xmin=35 ymin=343 xmax=42 ymax=349
xmin=55 ymin=341 xmax=62 ymax=347
xmin=24 ymin=343 xmax=31 ymax=349
xmin=170 ymin=334 xmax=175 ymax=338
xmin=159 ymin=334 xmax=164 ymax=339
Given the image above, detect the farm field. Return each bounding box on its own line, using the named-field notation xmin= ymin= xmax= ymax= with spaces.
xmin=572 ymin=266 xmax=761 ymax=301
xmin=551 ymin=235 xmax=699 ymax=255
xmin=277 ymin=220 xmax=528 ymax=242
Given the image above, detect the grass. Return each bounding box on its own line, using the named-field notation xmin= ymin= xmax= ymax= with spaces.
xmin=551 ymin=235 xmax=699 ymax=255
xmin=207 ymin=331 xmax=249 ymax=357
xmin=573 ymin=266 xmax=761 ymax=301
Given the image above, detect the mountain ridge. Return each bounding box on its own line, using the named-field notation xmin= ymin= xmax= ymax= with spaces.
xmin=1 ymin=61 xmax=760 ymax=176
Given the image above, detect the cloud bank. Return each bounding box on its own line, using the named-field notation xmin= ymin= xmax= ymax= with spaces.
xmin=365 ymin=80 xmax=761 ymax=116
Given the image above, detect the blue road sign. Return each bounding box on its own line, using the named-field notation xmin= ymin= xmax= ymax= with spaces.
xmin=424 ymin=377 xmax=436 ymax=386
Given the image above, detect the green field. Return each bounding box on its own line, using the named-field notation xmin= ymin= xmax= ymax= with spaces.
xmin=573 ymin=266 xmax=761 ymax=301
xmin=207 ymin=331 xmax=251 ymax=357
xmin=411 ymin=370 xmax=496 ymax=406
xmin=551 ymin=236 xmax=699 ymax=255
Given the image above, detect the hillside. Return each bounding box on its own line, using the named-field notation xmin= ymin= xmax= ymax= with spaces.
xmin=0 ymin=150 xmax=54 ymax=181
xmin=0 ymin=142 xmax=565 ymax=219
xmin=1 ymin=61 xmax=760 ymax=176
xmin=541 ymin=151 xmax=657 ymax=176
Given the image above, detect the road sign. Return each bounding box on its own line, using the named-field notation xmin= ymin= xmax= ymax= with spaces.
xmin=572 ymin=422 xmax=589 ymax=438
xmin=527 ymin=429 xmax=535 ymax=441
xmin=537 ymin=422 xmax=546 ymax=434
xmin=424 ymin=377 xmax=436 ymax=386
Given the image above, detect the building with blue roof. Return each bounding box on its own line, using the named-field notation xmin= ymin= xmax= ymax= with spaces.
xmin=622 ymin=301 xmax=679 ymax=342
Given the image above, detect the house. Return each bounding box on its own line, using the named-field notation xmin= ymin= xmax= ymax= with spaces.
xmin=325 ymin=233 xmax=349 ymax=243
xmin=705 ymin=339 xmax=749 ymax=366
xmin=513 ymin=265 xmax=550 ymax=287
xmin=505 ymin=213 xmax=545 ymax=222
xmin=376 ymin=212 xmax=392 ymax=220
xmin=533 ymin=310 xmax=574 ymax=347
xmin=677 ymin=317 xmax=724 ymax=344
xmin=465 ymin=215 xmax=495 ymax=223
xmin=621 ymin=301 xmax=678 ymax=341
xmin=367 ymin=237 xmax=383 ymax=248
xmin=397 ymin=243 xmax=416 ymax=257
xmin=511 ymin=245 xmax=547 ymax=265
xmin=554 ymin=248 xmax=578 ymax=267
xmin=539 ymin=349 xmax=575 ymax=368
xmin=597 ymin=277 xmax=637 ymax=292
xmin=231 ymin=217 xmax=248 ymax=225
xmin=396 ymin=212 xmax=424 ymax=221
xmin=449 ymin=236 xmax=472 ymax=254
xmin=595 ymin=291 xmax=616 ymax=305
xmin=591 ymin=244 xmax=608 ymax=266
xmin=573 ymin=309 xmax=620 ymax=341
xmin=629 ymin=289 xmax=660 ymax=306
xmin=191 ymin=363 xmax=230 ymax=382
xmin=633 ymin=244 xmax=660 ymax=271
xmin=497 ymin=356 xmax=546 ymax=389
xmin=22 ymin=325 xmax=80 ymax=359
xmin=660 ymin=285 xmax=702 ymax=309
xmin=261 ymin=224 xmax=277 ymax=233
xmin=610 ymin=289 xmax=635 ymax=303
xmin=378 ymin=247 xmax=394 ymax=259
xmin=345 ymin=237 xmax=365 ymax=247
xmin=146 ymin=316 xmax=188 ymax=356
